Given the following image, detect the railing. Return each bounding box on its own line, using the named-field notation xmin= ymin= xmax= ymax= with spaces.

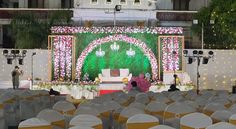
xmin=0 ymin=8 xmax=73 ymax=19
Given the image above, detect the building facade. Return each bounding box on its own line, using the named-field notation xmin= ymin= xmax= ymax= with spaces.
xmin=0 ymin=0 xmax=211 ymax=48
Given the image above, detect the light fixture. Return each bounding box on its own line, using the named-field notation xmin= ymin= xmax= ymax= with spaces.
xmin=202 ymin=57 xmax=209 ymax=64
xmin=183 ymin=50 xmax=188 ymax=56
xmin=3 ymin=50 xmax=8 ymax=56
xmin=110 ymin=41 xmax=119 ymax=51
xmin=96 ymin=44 xmax=105 ymax=57
xmin=19 ymin=58 xmax=23 ymax=65
xmin=3 ymin=49 xmax=27 ymax=65
xmin=126 ymin=43 xmax=135 ymax=57
xmin=115 ymin=5 xmax=121 ymax=11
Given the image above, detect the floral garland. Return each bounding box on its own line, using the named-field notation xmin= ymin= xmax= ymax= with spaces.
xmin=53 ymin=36 xmax=73 ymax=80
xmin=76 ymin=34 xmax=158 ymax=81
xmin=51 ymin=26 xmax=183 ymax=34
xmin=161 ymin=37 xmax=181 ymax=71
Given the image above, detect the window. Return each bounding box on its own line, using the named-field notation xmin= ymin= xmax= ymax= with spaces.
xmin=173 ymin=0 xmax=190 ymax=10
xmin=61 ymin=0 xmax=73 ymax=8
xmin=91 ymin=0 xmax=97 ymax=3
xmin=28 ymin=0 xmax=44 ymax=8
xmin=106 ymin=0 xmax=112 ymax=4
xmin=120 ymin=0 xmax=126 ymax=4
xmin=134 ymin=0 xmax=140 ymax=4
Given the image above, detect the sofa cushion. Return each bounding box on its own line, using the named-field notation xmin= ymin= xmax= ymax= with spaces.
xmin=120 ymin=69 xmax=129 ymax=77
xmin=110 ymin=69 xmax=120 ymax=77
xmin=102 ymin=69 xmax=110 ymax=77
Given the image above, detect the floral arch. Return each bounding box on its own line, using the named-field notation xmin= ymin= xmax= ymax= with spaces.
xmin=76 ymin=34 xmax=158 ymax=81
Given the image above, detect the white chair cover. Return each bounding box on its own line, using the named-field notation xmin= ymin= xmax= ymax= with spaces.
xmin=145 ymin=101 xmax=167 ymax=124
xmin=203 ymin=102 xmax=226 ymax=116
xmin=74 ymin=106 xmax=99 ymax=116
xmin=135 ymin=93 xmax=149 ymax=105
xmin=53 ymin=101 xmax=76 ymax=115
xmin=126 ymin=114 xmax=159 ymax=129
xmin=229 ymin=114 xmax=236 ymax=125
xmin=18 ymin=117 xmax=51 ymax=129
xmin=210 ymin=110 xmax=232 ymax=122
xmin=128 ymin=102 xmax=146 ymax=110
xmin=37 ymin=109 xmax=65 ymax=129
xmin=180 ymin=112 xmax=212 ymax=129
xmin=163 ymin=102 xmax=196 ymax=129
xmin=69 ymin=114 xmax=102 ymax=128
xmin=148 ymin=125 xmax=176 ymax=129
xmin=206 ymin=122 xmax=236 ymax=129
xmin=181 ymin=100 xmax=199 ymax=110
xmin=68 ymin=126 xmax=93 ymax=129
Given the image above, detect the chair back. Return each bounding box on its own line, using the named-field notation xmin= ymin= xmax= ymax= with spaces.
xmin=37 ymin=109 xmax=65 ymax=129
xmin=126 ymin=114 xmax=159 ymax=129
xmin=206 ymin=122 xmax=236 ymax=129
xmin=148 ymin=125 xmax=176 ymax=129
xmin=180 ymin=112 xmax=212 ymax=129
xmin=53 ymin=101 xmax=76 ymax=115
xmin=18 ymin=117 xmax=52 ymax=129
xmin=69 ymin=114 xmax=102 ymax=129
xmin=210 ymin=110 xmax=232 ymax=123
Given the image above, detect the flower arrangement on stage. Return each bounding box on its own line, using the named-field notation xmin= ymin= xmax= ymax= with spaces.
xmin=53 ymin=36 xmax=73 ymax=80
xmin=76 ymin=34 xmax=158 ymax=81
xmin=161 ymin=37 xmax=181 ymax=71
xmin=51 ymin=26 xmax=183 ymax=34
xmin=126 ymin=74 xmax=151 ymax=92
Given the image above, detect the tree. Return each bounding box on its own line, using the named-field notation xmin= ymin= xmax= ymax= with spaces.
xmin=192 ymin=0 xmax=236 ymax=49
xmin=11 ymin=10 xmax=72 ymax=49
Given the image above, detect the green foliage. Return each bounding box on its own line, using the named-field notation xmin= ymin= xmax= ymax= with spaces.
xmin=11 ymin=10 xmax=72 ymax=49
xmin=192 ymin=0 xmax=236 ymax=49
xmin=75 ymin=33 xmax=158 ymax=80
xmin=82 ymin=42 xmax=151 ymax=80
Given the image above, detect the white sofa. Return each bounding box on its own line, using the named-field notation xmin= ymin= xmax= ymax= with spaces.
xmin=98 ymin=69 xmax=132 ymax=83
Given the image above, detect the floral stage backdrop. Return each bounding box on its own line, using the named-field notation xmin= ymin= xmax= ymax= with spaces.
xmin=49 ymin=27 xmax=184 ymax=81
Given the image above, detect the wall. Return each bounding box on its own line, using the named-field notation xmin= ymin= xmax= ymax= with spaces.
xmin=0 ymin=49 xmax=235 ymax=91
xmin=74 ymin=0 xmax=156 ymax=10
xmin=0 ymin=49 xmax=49 ymax=82
xmin=184 ymin=49 xmax=236 ymax=91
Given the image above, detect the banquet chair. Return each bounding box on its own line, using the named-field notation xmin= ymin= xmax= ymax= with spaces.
xmin=153 ymin=94 xmax=171 ymax=104
xmin=147 ymin=91 xmax=155 ymax=100
xmin=117 ymin=107 xmax=145 ymax=129
xmin=203 ymin=102 xmax=226 ymax=116
xmin=53 ymin=101 xmax=76 ymax=115
xmin=0 ymin=102 xmax=6 ymax=129
xmin=229 ymin=114 xmax=236 ymax=125
xmin=168 ymin=91 xmax=185 ymax=102
xmin=210 ymin=110 xmax=232 ymax=123
xmin=206 ymin=122 xmax=236 ymax=129
xmin=1 ymin=91 xmax=19 ymax=126
xmin=148 ymin=125 xmax=176 ymax=129
xmin=128 ymin=102 xmax=146 ymax=110
xmin=145 ymin=101 xmax=167 ymax=124
xmin=68 ymin=126 xmax=94 ymax=129
xmin=135 ymin=93 xmax=150 ymax=105
xmin=181 ymin=100 xmax=199 ymax=110
xmin=230 ymin=104 xmax=236 ymax=114
xmin=74 ymin=106 xmax=100 ymax=117
xmin=163 ymin=102 xmax=196 ymax=129
xmin=69 ymin=114 xmax=102 ymax=129
xmin=207 ymin=97 xmax=231 ymax=108
xmin=101 ymin=101 xmax=122 ymax=129
xmin=126 ymin=114 xmax=159 ymax=129
xmin=180 ymin=112 xmax=212 ymax=129
xmin=194 ymin=96 xmax=208 ymax=110
xmin=229 ymin=94 xmax=236 ymax=103
xmin=185 ymin=90 xmax=198 ymax=101
xmin=18 ymin=117 xmax=52 ymax=129
xmin=37 ymin=109 xmax=66 ymax=129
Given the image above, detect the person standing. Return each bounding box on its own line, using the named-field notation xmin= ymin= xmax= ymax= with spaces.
xmin=11 ymin=66 xmax=23 ymax=89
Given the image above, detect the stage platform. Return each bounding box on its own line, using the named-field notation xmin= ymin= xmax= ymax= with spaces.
xmin=99 ymin=82 xmax=126 ymax=95
xmin=0 ymin=81 xmax=194 ymax=99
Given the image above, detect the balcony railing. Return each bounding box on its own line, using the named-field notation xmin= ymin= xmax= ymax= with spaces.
xmin=0 ymin=8 xmax=73 ymax=19
xmin=156 ymin=10 xmax=197 ymax=21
